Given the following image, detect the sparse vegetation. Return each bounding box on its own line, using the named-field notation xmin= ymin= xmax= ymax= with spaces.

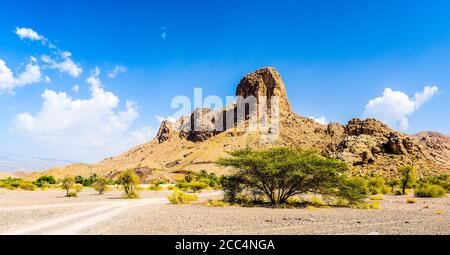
xmin=167 ymin=190 xmax=198 ymax=204
xmin=366 ymin=174 xmax=390 ymax=195
xmin=34 ymin=175 xmax=57 ymax=188
xmin=369 ymin=195 xmax=384 ymax=201
xmin=0 ymin=178 xmax=36 ymax=191
xmin=400 ymin=165 xmax=417 ymax=195
xmin=435 ymin=210 xmax=444 ymax=215
xmin=61 ymin=176 xmax=76 ymax=197
xmin=117 ymin=170 xmax=140 ymax=199
xmin=93 ymin=177 xmax=109 ymax=195
xmin=205 ymin=199 xmax=229 ymax=207
xmin=218 ymin=148 xmax=368 ymax=206
xmin=415 ymin=184 xmax=447 ymax=198
xmin=406 ymin=197 xmax=417 ymax=204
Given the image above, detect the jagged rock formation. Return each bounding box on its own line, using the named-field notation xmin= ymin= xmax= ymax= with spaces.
xmin=29 ymin=67 xmax=450 ymax=180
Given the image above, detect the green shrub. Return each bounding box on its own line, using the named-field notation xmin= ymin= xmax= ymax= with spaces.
xmin=93 ymin=177 xmax=109 ymax=195
xmin=286 ymin=196 xmax=302 ymax=205
xmin=18 ymin=181 xmax=37 ymax=191
xmin=333 ymin=198 xmax=350 ymax=207
xmin=418 ymin=174 xmax=450 ymax=191
xmin=367 ymin=175 xmax=390 ymax=194
xmin=190 ymin=182 xmax=209 ymax=192
xmin=67 ymin=192 xmax=77 ymax=197
xmin=34 ymin=175 xmax=56 ymax=188
xmin=369 ymin=195 xmax=384 ymax=201
xmin=73 ymin=184 xmax=84 ymax=192
xmin=148 ymin=184 xmax=163 ymax=191
xmin=370 ymin=201 xmax=382 ymax=209
xmin=415 ymin=184 xmax=447 ymax=198
xmin=61 ymin=176 xmax=75 ymax=197
xmin=0 ymin=178 xmax=37 ymax=191
xmin=338 ymin=177 xmax=369 ymax=203
xmin=395 ymin=189 xmax=403 ymax=195
xmin=205 ymin=199 xmax=229 ymax=207
xmin=167 ymin=191 xmax=198 ymax=204
xmin=117 ymin=170 xmax=140 ymax=199
xmin=184 ymin=172 xmax=194 ymax=183
xmin=406 ymin=197 xmax=417 ymax=204
xmin=176 ymin=181 xmax=208 ymax=193
xmin=307 ymin=196 xmax=326 ymax=206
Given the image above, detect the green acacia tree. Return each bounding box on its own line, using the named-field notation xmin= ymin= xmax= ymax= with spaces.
xmin=400 ymin=165 xmax=417 ymax=195
xmin=117 ymin=170 xmax=140 ymax=199
xmin=218 ymin=148 xmax=366 ymax=205
xmin=61 ymin=176 xmax=75 ymax=197
xmin=93 ymin=177 xmax=109 ymax=195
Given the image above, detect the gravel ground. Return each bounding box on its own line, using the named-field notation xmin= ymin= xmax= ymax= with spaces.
xmin=1 ymin=188 xmax=449 ymax=235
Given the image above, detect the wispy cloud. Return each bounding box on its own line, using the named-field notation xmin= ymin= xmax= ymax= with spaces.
xmin=160 ymin=27 xmax=167 ymax=40
xmin=107 ymin=65 xmax=127 ymax=78
xmin=15 ymin=27 xmax=82 ymax=77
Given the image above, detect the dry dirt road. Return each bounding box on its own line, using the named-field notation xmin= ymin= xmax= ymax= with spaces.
xmin=0 ymin=189 xmax=221 ymax=235
xmin=1 ymin=189 xmax=450 ymax=235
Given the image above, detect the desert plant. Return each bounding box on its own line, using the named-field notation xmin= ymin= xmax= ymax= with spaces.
xmin=184 ymin=171 xmax=194 ymax=183
xmin=369 ymin=195 xmax=384 ymax=201
xmin=406 ymin=197 xmax=417 ymax=204
xmin=370 ymin=201 xmax=382 ymax=209
xmin=190 ymin=182 xmax=209 ymax=192
xmin=67 ymin=192 xmax=78 ymax=197
xmin=415 ymin=184 xmax=447 ymax=198
xmin=400 ymin=165 xmax=417 ymax=195
xmin=307 ymin=196 xmax=327 ymax=206
xmin=93 ymin=177 xmax=109 ymax=195
xmin=167 ymin=190 xmax=198 ymax=204
xmin=367 ymin=175 xmax=390 ymax=194
xmin=218 ymin=148 xmax=363 ymax=205
xmin=34 ymin=175 xmax=57 ymax=188
xmin=18 ymin=181 xmax=37 ymax=191
xmin=117 ymin=170 xmax=140 ymax=199
xmin=148 ymin=184 xmax=163 ymax=191
xmin=387 ymin=178 xmax=400 ymax=193
xmin=61 ymin=176 xmax=75 ymax=197
xmin=73 ymin=183 xmax=84 ymax=192
xmin=205 ymin=199 xmax=229 ymax=207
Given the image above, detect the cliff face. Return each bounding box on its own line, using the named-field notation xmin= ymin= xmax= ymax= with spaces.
xmin=32 ymin=67 xmax=450 ymax=180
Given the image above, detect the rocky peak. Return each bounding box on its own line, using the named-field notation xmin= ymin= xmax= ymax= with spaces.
xmin=236 ymin=67 xmax=291 ymax=114
xmin=156 ymin=120 xmax=174 ymax=143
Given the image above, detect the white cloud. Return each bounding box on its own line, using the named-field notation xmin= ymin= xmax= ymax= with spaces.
xmin=12 ymin=68 xmax=147 ymax=156
xmin=41 ymin=52 xmax=83 ymax=78
xmin=72 ymin=84 xmax=80 ymax=93
xmin=0 ymin=59 xmax=42 ymax=93
xmin=309 ymin=116 xmax=328 ymax=125
xmin=363 ymin=86 xmax=439 ymax=130
xmin=108 ymin=65 xmax=127 ymax=78
xmin=15 ymin=27 xmax=43 ymax=41
xmin=15 ymin=28 xmax=82 ymax=78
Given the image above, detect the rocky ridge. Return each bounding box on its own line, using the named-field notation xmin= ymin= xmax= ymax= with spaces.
xmin=29 ymin=67 xmax=450 ymax=180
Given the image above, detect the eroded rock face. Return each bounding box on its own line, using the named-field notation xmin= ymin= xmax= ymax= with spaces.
xmin=236 ymin=67 xmax=291 ymax=115
xmin=156 ymin=120 xmax=174 ymax=143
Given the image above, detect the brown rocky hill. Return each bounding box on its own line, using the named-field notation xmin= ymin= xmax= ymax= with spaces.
xmin=26 ymin=67 xmax=450 ymax=181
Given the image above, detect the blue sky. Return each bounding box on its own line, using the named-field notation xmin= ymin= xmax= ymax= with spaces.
xmin=0 ymin=0 xmax=449 ymax=171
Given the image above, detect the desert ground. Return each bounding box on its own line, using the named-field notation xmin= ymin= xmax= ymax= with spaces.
xmin=1 ymin=188 xmax=450 ymax=235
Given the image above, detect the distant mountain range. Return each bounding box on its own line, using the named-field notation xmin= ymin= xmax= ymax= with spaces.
xmin=0 ymin=153 xmax=74 ymax=173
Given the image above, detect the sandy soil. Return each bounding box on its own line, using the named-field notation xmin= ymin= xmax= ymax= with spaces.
xmin=1 ymin=188 xmax=449 ymax=235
